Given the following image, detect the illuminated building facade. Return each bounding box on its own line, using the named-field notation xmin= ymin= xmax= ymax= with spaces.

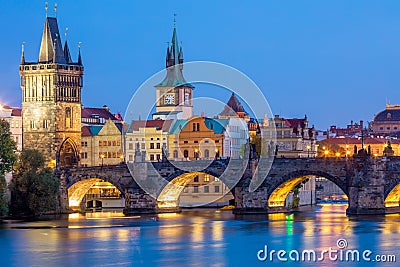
xmin=20 ymin=15 xmax=83 ymax=167
xmin=372 ymin=103 xmax=400 ymax=136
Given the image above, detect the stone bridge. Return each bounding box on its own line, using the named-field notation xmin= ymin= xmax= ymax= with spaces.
xmin=59 ymin=156 xmax=400 ymax=215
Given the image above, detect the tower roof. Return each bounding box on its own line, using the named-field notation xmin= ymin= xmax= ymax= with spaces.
xmin=157 ymin=20 xmax=193 ymax=88
xmin=219 ymin=93 xmax=246 ymax=116
xmin=64 ymin=40 xmax=72 ymax=63
xmin=38 ymin=17 xmax=66 ymax=63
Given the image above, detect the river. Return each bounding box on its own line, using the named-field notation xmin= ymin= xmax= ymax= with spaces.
xmin=0 ymin=204 xmax=399 ymax=266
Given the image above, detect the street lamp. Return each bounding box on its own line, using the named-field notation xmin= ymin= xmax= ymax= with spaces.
xmin=324 ymin=150 xmax=329 ymax=157
xmin=215 ymin=148 xmax=219 ymax=159
xmin=120 ymin=154 xmax=124 ymax=163
xmin=335 ymin=152 xmax=340 ymax=158
xmin=306 ymin=145 xmax=311 ymax=158
xmin=100 ymin=153 xmax=105 ymax=167
xmin=194 ymin=148 xmax=198 ymax=160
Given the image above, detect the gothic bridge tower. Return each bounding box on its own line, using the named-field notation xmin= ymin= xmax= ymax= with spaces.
xmin=19 ymin=14 xmax=84 ymax=168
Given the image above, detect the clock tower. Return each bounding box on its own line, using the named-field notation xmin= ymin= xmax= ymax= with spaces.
xmin=153 ymin=19 xmax=194 ymax=120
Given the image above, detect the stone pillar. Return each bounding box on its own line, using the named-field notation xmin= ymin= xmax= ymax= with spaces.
xmin=123 ymin=185 xmax=159 ymax=214
xmin=346 ymin=157 xmax=386 ymax=215
xmin=233 ymin=186 xmax=273 ymax=214
xmin=58 ymin=170 xmax=71 ymax=213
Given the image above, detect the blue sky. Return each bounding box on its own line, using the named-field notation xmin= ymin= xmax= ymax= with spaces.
xmin=1 ymin=0 xmax=400 ymax=129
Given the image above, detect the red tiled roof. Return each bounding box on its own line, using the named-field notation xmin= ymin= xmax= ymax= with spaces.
xmin=127 ymin=120 xmax=172 ymax=132
xmin=81 ymin=126 xmax=92 ymax=137
xmin=285 ymin=118 xmax=306 ymax=128
xmin=82 ymin=107 xmax=118 ymax=121
xmin=11 ymin=108 xmax=22 ymax=116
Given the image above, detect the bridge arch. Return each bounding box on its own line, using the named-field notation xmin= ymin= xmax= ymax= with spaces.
xmin=157 ymin=170 xmax=233 ymax=208
xmin=267 ymin=170 xmax=348 ymax=208
xmin=385 ymin=183 xmax=400 ymax=208
xmin=67 ymin=176 xmax=125 ymax=209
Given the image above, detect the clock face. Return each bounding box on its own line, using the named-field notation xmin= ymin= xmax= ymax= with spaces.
xmin=165 ymin=94 xmax=175 ymax=105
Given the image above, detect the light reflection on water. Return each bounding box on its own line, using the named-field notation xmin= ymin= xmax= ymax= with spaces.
xmin=0 ymin=205 xmax=400 ymax=266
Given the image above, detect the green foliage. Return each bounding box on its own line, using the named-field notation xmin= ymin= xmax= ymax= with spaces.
xmin=10 ymin=150 xmax=60 ymax=217
xmin=0 ymin=120 xmax=17 ymax=217
xmin=0 ymin=174 xmax=8 ymax=216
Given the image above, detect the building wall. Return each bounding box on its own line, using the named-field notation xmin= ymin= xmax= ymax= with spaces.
xmin=169 ymin=117 xmax=224 ymax=161
xmin=125 ymin=127 xmax=168 ymax=162
xmin=81 ymin=120 xmax=123 ymax=167
xmin=179 ymin=173 xmax=233 ymax=207
xmin=20 ymin=64 xmax=83 ymax=165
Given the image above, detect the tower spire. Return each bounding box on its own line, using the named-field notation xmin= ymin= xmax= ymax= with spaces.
xmin=20 ymin=42 xmax=25 ymax=64
xmin=64 ymin=27 xmax=72 ymax=63
xmin=77 ymin=42 xmax=82 ymax=65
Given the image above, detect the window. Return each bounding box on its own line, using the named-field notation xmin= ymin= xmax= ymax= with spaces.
xmin=204 ymin=149 xmax=209 ymax=158
xmin=129 ymin=143 xmax=133 ymax=150
xmin=173 ymin=150 xmax=178 ymax=158
xmin=380 ymin=127 xmax=384 ymax=130
xmin=204 ymin=186 xmax=209 ymax=193
xmin=99 ymin=141 xmax=102 ymax=147
xmin=193 ymin=123 xmax=196 ymax=132
xmin=112 ymin=141 xmax=116 ymax=146
xmin=30 ymin=120 xmax=36 ymax=129
xmin=65 ymin=107 xmax=72 ymax=128
xmin=193 ymin=186 xmax=199 ymax=193
xmin=184 ymin=150 xmax=189 ymax=158
xmin=141 ymin=143 xmax=145 ymax=149
xmin=215 ymin=177 xmax=220 ymax=182
xmin=156 ymin=143 xmax=161 ymax=149
xmin=43 ymin=120 xmax=49 ymax=129
xmin=387 ymin=127 xmax=390 ymax=130
xmin=156 ymin=154 xmax=161 ymax=161
xmin=204 ymin=174 xmax=210 ymax=182
xmin=194 ymin=176 xmax=199 ymax=182
xmin=128 ymin=155 xmax=133 ymax=161
xmin=197 ymin=123 xmax=200 ymax=131
xmin=108 ymin=141 xmax=112 ymax=146
xmin=184 ymin=141 xmax=188 ymax=144
xmin=150 ymin=143 xmax=155 ymax=149
xmin=214 ymin=186 xmax=220 ymax=193
xmin=194 ymin=140 xmax=198 ymax=143
xmin=103 ymin=141 xmax=107 ymax=146
xmin=150 ymin=154 xmax=155 ymax=161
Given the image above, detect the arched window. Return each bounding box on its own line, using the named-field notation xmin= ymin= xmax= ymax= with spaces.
xmin=65 ymin=107 xmax=72 ymax=128
xmin=173 ymin=150 xmax=178 ymax=158
xmin=184 ymin=150 xmax=189 ymax=158
xmin=204 ymin=149 xmax=210 ymax=158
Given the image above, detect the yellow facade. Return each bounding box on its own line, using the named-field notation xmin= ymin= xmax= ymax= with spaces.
xmin=81 ymin=120 xmax=123 ymax=167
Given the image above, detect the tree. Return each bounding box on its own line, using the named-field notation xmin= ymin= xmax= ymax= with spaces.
xmin=0 ymin=119 xmax=17 ymax=217
xmin=9 ymin=149 xmax=60 ymax=217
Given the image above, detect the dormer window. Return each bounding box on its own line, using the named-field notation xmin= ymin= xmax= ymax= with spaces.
xmin=387 ymin=113 xmax=392 ymax=119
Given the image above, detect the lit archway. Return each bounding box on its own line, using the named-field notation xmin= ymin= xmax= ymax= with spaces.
xmin=385 ymin=184 xmax=400 ymax=207
xmin=157 ymin=172 xmax=233 ymax=208
xmin=268 ymin=172 xmax=348 ymax=208
xmin=68 ymin=178 xmax=124 ymax=209
xmin=58 ymin=137 xmax=79 ymax=168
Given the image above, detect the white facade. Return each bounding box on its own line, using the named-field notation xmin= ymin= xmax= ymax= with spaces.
xmin=223 ymin=118 xmax=249 ymax=159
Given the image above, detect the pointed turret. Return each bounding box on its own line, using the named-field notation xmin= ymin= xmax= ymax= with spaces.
xmin=77 ymin=47 xmax=82 ymax=65
xmin=38 ymin=17 xmax=65 ymax=63
xmin=178 ymin=44 xmax=183 ymax=64
xmin=64 ymin=40 xmax=72 ymax=63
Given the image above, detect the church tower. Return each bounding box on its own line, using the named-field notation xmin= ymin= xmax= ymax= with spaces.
xmin=153 ymin=19 xmax=194 ymax=120
xmin=19 ymin=14 xmax=83 ymax=168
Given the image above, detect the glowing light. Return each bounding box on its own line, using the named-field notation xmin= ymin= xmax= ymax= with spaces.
xmin=335 ymin=152 xmax=340 ymax=157
xmin=373 ymin=153 xmax=378 ymax=157
xmin=346 ymin=151 xmax=351 ymax=155
xmin=306 ymin=145 xmax=311 ymax=150
xmin=324 ymin=150 xmax=329 ymax=155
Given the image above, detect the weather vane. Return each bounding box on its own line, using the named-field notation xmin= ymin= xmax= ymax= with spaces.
xmin=78 ymin=42 xmax=82 ymax=49
xmin=54 ymin=3 xmax=58 ymax=17
xmin=65 ymin=27 xmax=69 ymax=39
xmin=45 ymin=2 xmax=48 ymax=17
xmin=173 ymin=13 xmax=177 ymax=27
